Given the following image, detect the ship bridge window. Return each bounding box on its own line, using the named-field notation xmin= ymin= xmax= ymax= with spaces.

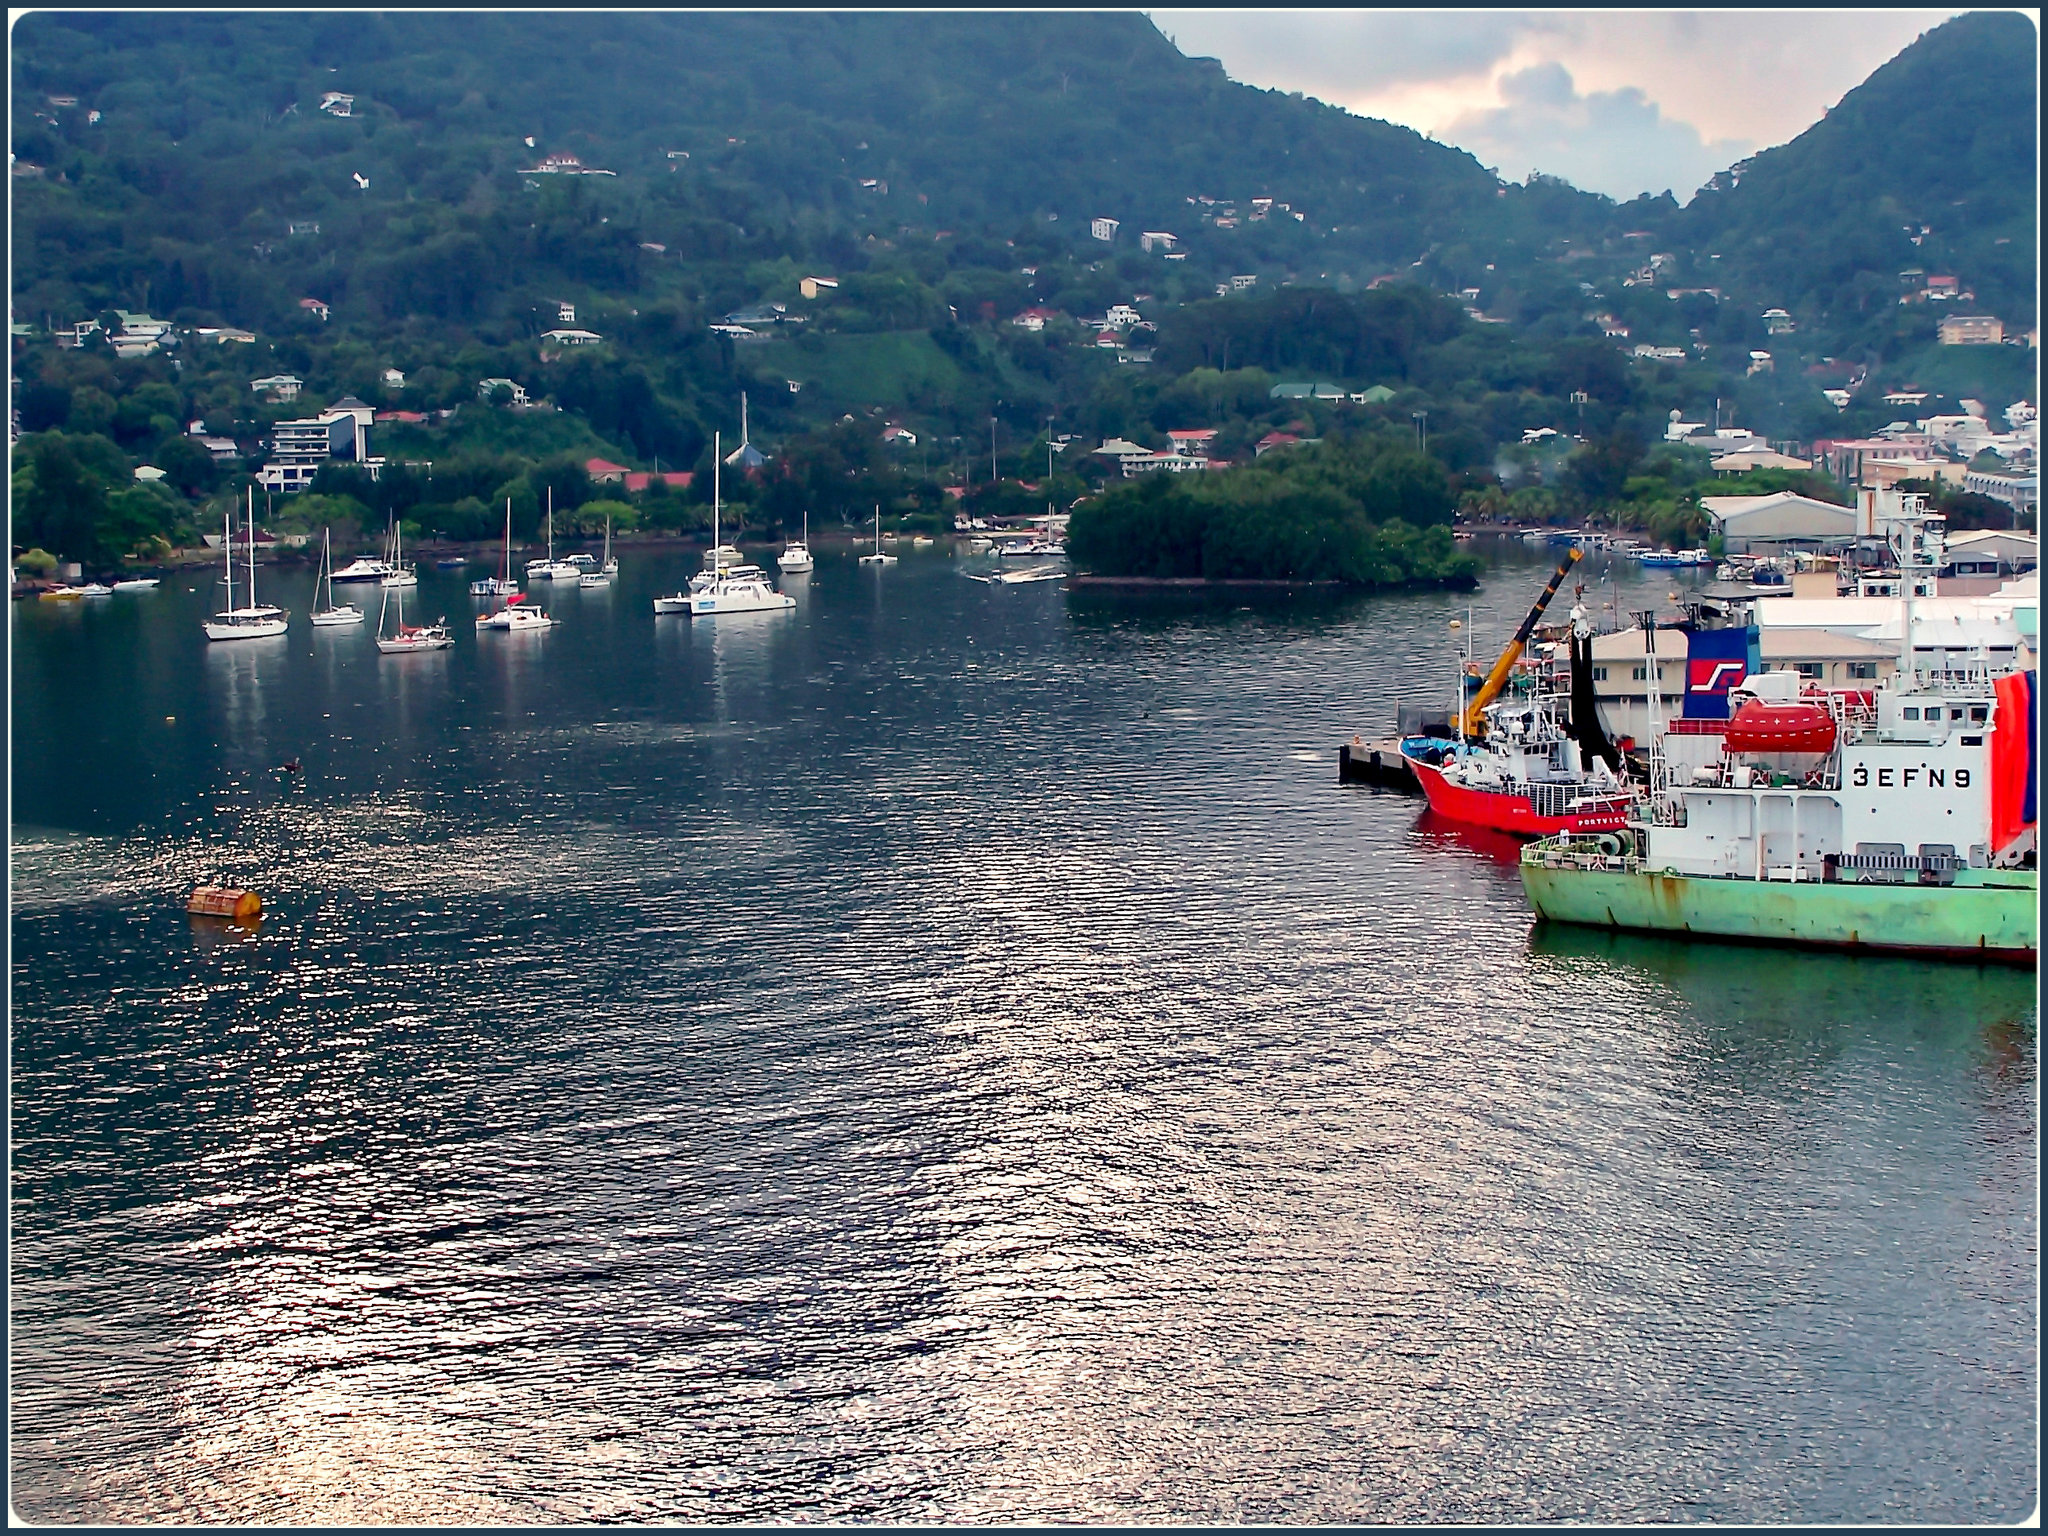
xmin=1970 ymin=705 xmax=1988 ymax=722
xmin=1951 ymin=707 xmax=1967 ymax=721
xmin=1903 ymin=707 xmax=1921 ymax=720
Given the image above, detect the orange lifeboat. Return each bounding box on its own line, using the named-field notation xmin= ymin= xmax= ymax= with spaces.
xmin=1726 ymin=699 xmax=1837 ymax=756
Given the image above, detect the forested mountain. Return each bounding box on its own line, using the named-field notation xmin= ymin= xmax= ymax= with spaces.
xmin=1665 ymin=9 xmax=2036 ymax=362
xmin=9 ymin=11 xmax=2037 ymax=573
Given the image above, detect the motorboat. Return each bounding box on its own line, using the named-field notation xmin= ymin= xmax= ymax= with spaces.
xmin=202 ymin=491 xmax=290 ymax=641
xmin=997 ymin=502 xmax=1067 ymax=558
xmin=111 ymin=577 xmax=161 ymax=592
xmin=778 ymin=508 xmax=814 ymax=573
xmin=859 ymin=504 xmax=897 ymax=566
xmin=39 ymin=586 xmax=85 ymax=602
xmin=331 ymin=555 xmax=393 ymax=583
xmin=310 ymin=527 xmax=365 ymax=626
xmin=78 ymin=582 xmax=112 ymax=597
xmin=435 ymin=556 xmax=467 ymax=569
xmin=525 ymin=491 xmax=580 ymax=580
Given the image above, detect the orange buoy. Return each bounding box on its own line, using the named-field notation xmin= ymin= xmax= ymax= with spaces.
xmin=187 ymin=886 xmax=262 ymax=921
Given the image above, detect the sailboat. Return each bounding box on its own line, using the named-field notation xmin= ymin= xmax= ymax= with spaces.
xmin=859 ymin=503 xmax=897 ymax=566
xmin=472 ymin=499 xmax=523 ymax=595
xmin=778 ymin=506 xmax=814 ymax=573
xmin=655 ymin=432 xmax=792 ymax=615
xmin=379 ymin=520 xmax=419 ymax=586
xmin=311 ymin=527 xmax=365 ymax=626
xmin=525 ymin=490 xmax=581 ymax=580
xmin=375 ymin=526 xmax=452 ymax=652
xmin=579 ymin=512 xmax=616 ymax=587
xmin=202 ymin=489 xmax=290 ymax=640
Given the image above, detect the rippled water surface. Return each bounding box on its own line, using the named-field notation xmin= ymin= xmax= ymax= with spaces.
xmin=11 ymin=544 xmax=2037 ymax=1524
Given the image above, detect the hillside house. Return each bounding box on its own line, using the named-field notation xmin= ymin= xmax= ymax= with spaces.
xmin=557 ymin=302 xmax=576 ymax=324
xmin=1095 ymin=330 xmax=1124 ymax=349
xmin=1269 ymin=382 xmax=1345 ymax=402
xmin=299 ymin=297 xmax=330 ymax=322
xmin=1231 ymin=274 xmax=1258 ymax=291
xmin=382 ymin=368 xmax=405 ymax=389
xmin=1090 ymin=217 xmax=1120 ymax=242
xmin=319 ymin=92 xmax=353 ymax=117
xmin=251 ymin=375 xmax=303 ymax=402
xmin=1140 ymin=231 xmax=1178 ymax=253
xmin=1009 ymin=307 xmax=1063 ymax=331
xmin=521 ymin=151 xmax=615 ymax=177
xmin=1351 ymin=385 xmax=1396 ymax=405
xmin=1939 ymin=314 xmax=2003 ymax=345
xmin=258 ymin=402 xmax=381 ymax=491
xmin=1105 ymin=304 xmax=1142 ymax=328
xmin=199 ymin=327 xmax=257 ymax=345
xmin=1255 ymin=431 xmax=1302 ymax=456
xmin=585 ymin=458 xmax=629 ymax=484
xmin=477 ymin=378 xmax=529 ymax=406
xmin=799 ymin=276 xmax=838 ymax=299
xmin=881 ymin=425 xmax=918 ymax=446
xmin=1166 ymin=429 xmax=1218 ymax=457
xmin=541 ymin=328 xmax=602 ymax=345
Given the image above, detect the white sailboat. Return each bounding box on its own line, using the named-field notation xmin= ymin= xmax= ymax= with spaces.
xmin=472 ymin=499 xmax=523 ymax=595
xmin=859 ymin=503 xmax=898 ymax=566
xmin=778 ymin=506 xmax=814 ymax=572
xmin=380 ymin=520 xmax=419 ymax=586
xmin=525 ymin=491 xmax=581 ymax=580
xmin=579 ymin=513 xmax=616 ymax=587
xmin=311 ymin=526 xmax=365 ymax=626
xmin=686 ymin=436 xmax=792 ymax=615
xmin=375 ymin=530 xmax=452 ymax=653
xmin=202 ymin=490 xmax=290 ymax=641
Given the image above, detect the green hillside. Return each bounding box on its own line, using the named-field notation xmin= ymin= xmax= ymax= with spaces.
xmin=9 ymin=12 xmax=2036 ymax=571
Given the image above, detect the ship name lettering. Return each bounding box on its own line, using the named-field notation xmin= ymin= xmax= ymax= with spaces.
xmin=1878 ymin=767 xmax=1894 ymax=787
xmin=1852 ymin=765 xmax=1868 ymax=787
xmin=1903 ymin=767 xmax=1919 ymax=787
xmin=1956 ymin=767 xmax=1970 ymax=788
xmin=1928 ymin=768 xmax=1944 ymax=787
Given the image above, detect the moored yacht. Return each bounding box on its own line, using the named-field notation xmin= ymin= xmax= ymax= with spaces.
xmin=202 ymin=491 xmax=290 ymax=641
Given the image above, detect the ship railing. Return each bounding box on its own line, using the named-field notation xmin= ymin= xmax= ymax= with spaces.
xmin=1524 ymin=833 xmax=1642 ymax=874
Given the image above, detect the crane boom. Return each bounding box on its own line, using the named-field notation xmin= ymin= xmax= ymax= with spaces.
xmin=1460 ymin=547 xmax=1584 ymax=738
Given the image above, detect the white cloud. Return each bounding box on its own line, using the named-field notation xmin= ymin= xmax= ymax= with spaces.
xmin=1147 ymin=9 xmax=1967 ymax=201
xmin=1446 ymin=60 xmax=1753 ymax=200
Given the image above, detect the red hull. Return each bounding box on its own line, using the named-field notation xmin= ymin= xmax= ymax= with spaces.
xmin=1403 ymin=752 xmax=1633 ymax=837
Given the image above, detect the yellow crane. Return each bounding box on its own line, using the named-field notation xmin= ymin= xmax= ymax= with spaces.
xmin=1459 ymin=547 xmax=1584 ymax=739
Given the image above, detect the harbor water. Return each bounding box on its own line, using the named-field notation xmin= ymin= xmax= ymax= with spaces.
xmin=10 ymin=542 xmax=2037 ymax=1523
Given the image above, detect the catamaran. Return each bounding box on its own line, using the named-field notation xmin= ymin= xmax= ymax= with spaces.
xmin=379 ymin=520 xmax=418 ymax=586
xmin=673 ymin=432 xmax=792 ymax=615
xmin=311 ymin=527 xmax=365 ymax=626
xmin=202 ymin=490 xmax=290 ymax=641
xmin=472 ymin=499 xmax=523 ymax=596
xmin=859 ymin=503 xmax=898 ymax=567
xmin=526 ymin=491 xmax=581 ymax=581
xmin=579 ymin=514 xmax=616 ymax=587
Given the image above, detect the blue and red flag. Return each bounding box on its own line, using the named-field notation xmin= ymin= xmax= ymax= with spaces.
xmin=1681 ymin=625 xmax=1761 ymax=720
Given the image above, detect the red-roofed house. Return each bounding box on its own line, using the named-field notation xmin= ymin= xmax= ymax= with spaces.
xmin=299 ymin=297 xmax=330 ymax=321
xmin=374 ymin=410 xmax=427 ymax=424
xmin=1010 ymin=306 xmax=1065 ymax=330
xmin=1254 ymin=431 xmax=1301 ymax=456
xmin=623 ymin=470 xmax=694 ymax=493
xmin=585 ymin=457 xmax=630 ymax=483
xmin=1167 ymin=429 xmax=1218 ymax=457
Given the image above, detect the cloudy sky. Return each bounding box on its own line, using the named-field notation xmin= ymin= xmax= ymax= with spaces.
xmin=1147 ymin=10 xmax=1970 ymax=202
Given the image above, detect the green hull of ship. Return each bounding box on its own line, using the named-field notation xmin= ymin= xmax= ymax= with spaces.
xmin=1520 ymin=862 xmax=2038 ymax=965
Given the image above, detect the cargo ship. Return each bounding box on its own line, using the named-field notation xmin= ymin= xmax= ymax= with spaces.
xmin=1521 ymin=660 xmax=2037 ymax=964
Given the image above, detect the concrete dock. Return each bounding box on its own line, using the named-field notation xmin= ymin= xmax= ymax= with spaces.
xmin=1339 ymin=736 xmax=1421 ymax=792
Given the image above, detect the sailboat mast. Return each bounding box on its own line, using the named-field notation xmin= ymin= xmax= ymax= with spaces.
xmin=247 ymin=486 xmax=258 ymax=607
xmin=223 ymin=506 xmax=234 ymax=610
xmin=547 ymin=487 xmax=554 ymax=561
xmin=713 ymin=430 xmax=721 ymax=554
